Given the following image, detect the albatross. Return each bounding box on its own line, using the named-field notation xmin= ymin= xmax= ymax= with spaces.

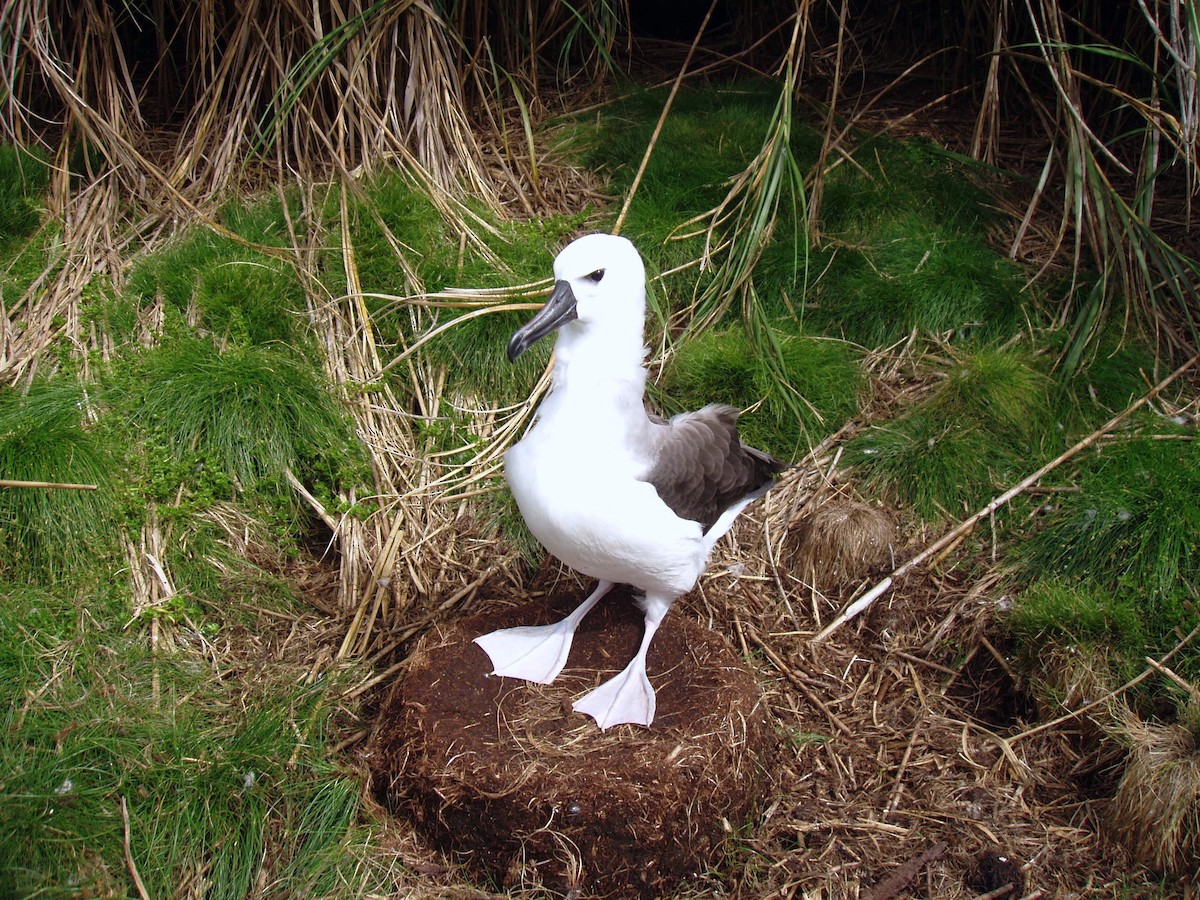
xmin=474 ymin=233 xmax=783 ymax=729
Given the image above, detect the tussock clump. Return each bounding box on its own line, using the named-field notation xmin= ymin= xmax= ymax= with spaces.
xmin=122 ymin=196 xmax=305 ymax=347
xmin=0 ymin=379 xmax=117 ymax=579
xmin=849 ymin=345 xmax=1053 ymax=520
xmin=664 ymin=326 xmax=864 ymax=457
xmin=787 ymin=495 xmax=895 ymax=591
xmin=126 ymin=339 xmax=359 ymax=494
xmin=1109 ymin=704 xmax=1200 ymax=877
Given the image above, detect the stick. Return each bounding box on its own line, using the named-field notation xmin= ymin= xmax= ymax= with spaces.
xmin=0 ymin=479 xmax=98 ymax=490
xmin=120 ymin=796 xmax=151 ymax=900
xmin=813 ymin=351 xmax=1200 ymax=642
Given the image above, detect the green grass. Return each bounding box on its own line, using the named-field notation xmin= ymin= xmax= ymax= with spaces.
xmin=120 ymin=339 xmax=360 ymax=497
xmin=121 ymin=195 xmax=307 ymax=347
xmin=1022 ymin=429 xmax=1200 ymax=601
xmin=0 ymin=378 xmax=119 ymax=580
xmin=848 ymin=345 xmax=1052 ymax=519
xmin=0 ymin=583 xmax=369 ymax=898
xmin=662 ymin=326 xmax=864 ymax=457
xmin=1007 ymin=577 xmax=1148 ymax=659
xmin=811 ymin=216 xmax=1028 ymax=347
xmin=1009 ymin=427 xmax=1200 ymax=718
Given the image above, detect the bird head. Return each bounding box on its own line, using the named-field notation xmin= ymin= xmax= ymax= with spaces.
xmin=507 ymin=233 xmax=647 ymax=362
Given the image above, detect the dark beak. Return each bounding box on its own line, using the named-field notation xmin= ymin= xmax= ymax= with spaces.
xmin=507 ymin=279 xmax=578 ymax=362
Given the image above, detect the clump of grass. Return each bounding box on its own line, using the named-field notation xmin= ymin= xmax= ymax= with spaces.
xmin=1109 ymin=706 xmax=1200 ymax=878
xmin=0 ymin=143 xmax=48 ymax=244
xmin=849 ymin=345 xmax=1050 ymax=519
xmin=123 ymin=195 xmax=306 ymax=347
xmin=1010 ymin=431 xmax=1200 ymax=724
xmin=1022 ymin=430 xmax=1200 ymax=600
xmin=932 ymin=346 xmax=1052 ymax=444
xmin=663 ymin=326 xmax=863 ymax=458
xmin=0 ymin=378 xmax=118 ymax=579
xmin=781 ymin=138 xmax=1029 ymax=347
xmin=0 ymin=583 xmax=366 ymax=898
xmin=1006 ymin=577 xmax=1146 ymax=663
xmin=849 ymin=411 xmax=999 ymax=519
xmin=820 ymin=139 xmax=1002 ymax=240
xmin=1050 ymin=324 xmax=1161 ymax=435
xmin=812 ymin=216 xmax=1028 ymax=347
xmin=125 ymin=339 xmax=359 ymax=495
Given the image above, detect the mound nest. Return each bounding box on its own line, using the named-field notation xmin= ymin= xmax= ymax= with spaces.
xmin=369 ymin=586 xmax=775 ymax=898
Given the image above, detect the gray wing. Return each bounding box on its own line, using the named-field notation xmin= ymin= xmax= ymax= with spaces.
xmin=643 ymin=404 xmax=784 ymax=532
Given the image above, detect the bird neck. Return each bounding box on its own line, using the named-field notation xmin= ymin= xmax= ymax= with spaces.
xmin=551 ymin=321 xmax=649 ymax=397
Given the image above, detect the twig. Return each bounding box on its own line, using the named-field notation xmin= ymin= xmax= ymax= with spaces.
xmin=0 ymin=479 xmax=98 ymax=490
xmin=1008 ymin=618 xmax=1200 ymax=744
xmin=865 ymin=840 xmax=948 ymax=900
xmin=120 ymin=796 xmax=150 ymax=900
xmin=813 ymin=351 xmax=1200 ymax=642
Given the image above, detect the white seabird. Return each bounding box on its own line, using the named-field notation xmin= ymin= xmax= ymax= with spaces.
xmin=474 ymin=233 xmax=783 ymax=729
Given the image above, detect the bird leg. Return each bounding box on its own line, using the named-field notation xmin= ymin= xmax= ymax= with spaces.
xmin=473 ymin=580 xmax=614 ymax=684
xmin=572 ymin=594 xmax=671 ymax=729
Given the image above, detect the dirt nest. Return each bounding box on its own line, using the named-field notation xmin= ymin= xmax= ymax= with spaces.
xmin=369 ymin=586 xmax=776 ymax=898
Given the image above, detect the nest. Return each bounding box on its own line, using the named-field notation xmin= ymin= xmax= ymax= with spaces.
xmin=368 ymin=586 xmax=775 ymax=898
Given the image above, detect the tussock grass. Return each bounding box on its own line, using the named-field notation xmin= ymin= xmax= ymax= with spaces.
xmin=0 ymin=379 xmax=117 ymax=579
xmin=122 ymin=197 xmax=306 ymax=347
xmin=1007 ymin=578 xmax=1147 ymax=666
xmin=849 ymin=345 xmax=1051 ymax=519
xmin=0 ymin=583 xmax=368 ymax=898
xmin=1010 ymin=430 xmax=1200 ymax=722
xmin=814 ymin=223 xmax=1028 ymax=347
xmin=1023 ymin=430 xmax=1200 ymax=601
xmin=849 ymin=411 xmax=1000 ymax=520
xmin=123 ymin=339 xmax=359 ymax=495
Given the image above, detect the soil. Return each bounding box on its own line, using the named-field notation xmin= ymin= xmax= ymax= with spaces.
xmin=369 ymin=586 xmax=775 ymax=898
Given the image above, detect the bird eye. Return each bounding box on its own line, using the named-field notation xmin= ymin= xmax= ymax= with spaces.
xmin=584 ymin=268 xmax=605 ymax=283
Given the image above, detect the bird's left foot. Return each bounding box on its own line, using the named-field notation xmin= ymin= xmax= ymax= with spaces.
xmin=572 ymin=663 xmax=656 ymax=729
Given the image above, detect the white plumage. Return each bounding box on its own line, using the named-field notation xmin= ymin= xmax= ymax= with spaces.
xmin=474 ymin=233 xmax=781 ymax=729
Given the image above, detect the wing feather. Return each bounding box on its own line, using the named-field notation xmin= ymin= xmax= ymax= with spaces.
xmin=643 ymin=404 xmax=784 ymax=531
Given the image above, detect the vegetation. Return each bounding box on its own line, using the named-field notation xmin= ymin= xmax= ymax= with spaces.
xmin=0 ymin=0 xmax=1197 ymax=895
